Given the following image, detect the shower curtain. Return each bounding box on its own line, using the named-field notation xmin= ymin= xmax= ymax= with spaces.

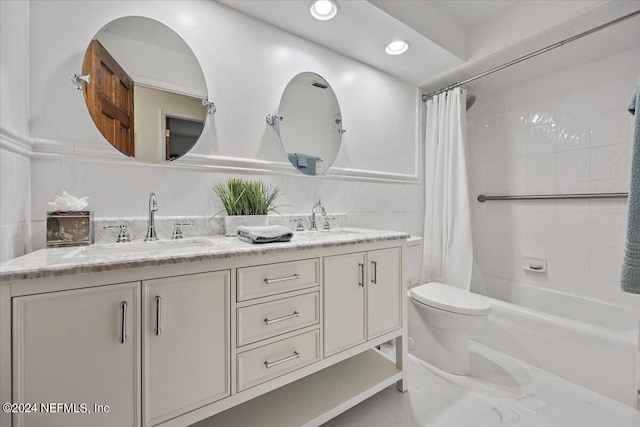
xmin=423 ymin=88 xmax=473 ymax=290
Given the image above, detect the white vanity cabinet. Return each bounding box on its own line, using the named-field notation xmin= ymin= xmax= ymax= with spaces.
xmin=324 ymin=247 xmax=402 ymax=357
xmin=0 ymin=230 xmax=408 ymax=427
xmin=142 ymin=271 xmax=230 ymax=426
xmin=12 ymin=282 xmax=141 ymax=427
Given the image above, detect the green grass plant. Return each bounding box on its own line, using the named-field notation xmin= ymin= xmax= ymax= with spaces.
xmin=213 ymin=179 xmax=280 ymax=216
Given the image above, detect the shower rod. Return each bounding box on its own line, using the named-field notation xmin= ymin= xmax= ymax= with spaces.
xmin=421 ymin=8 xmax=640 ymax=101
xmin=477 ymin=193 xmax=629 ymax=202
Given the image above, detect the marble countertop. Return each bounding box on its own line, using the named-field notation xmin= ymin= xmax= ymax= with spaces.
xmin=0 ymin=228 xmax=409 ymax=281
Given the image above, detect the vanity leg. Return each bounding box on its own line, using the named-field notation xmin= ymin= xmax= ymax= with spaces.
xmin=395 ymin=334 xmax=408 ymax=392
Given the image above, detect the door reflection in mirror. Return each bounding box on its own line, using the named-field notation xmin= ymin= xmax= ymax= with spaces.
xmin=81 ymin=17 xmax=208 ymax=164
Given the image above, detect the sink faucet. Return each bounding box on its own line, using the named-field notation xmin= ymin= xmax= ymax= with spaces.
xmin=310 ymin=200 xmax=326 ymax=231
xmin=145 ymin=193 xmax=159 ymax=241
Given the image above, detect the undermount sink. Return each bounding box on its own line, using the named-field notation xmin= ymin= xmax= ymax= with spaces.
xmin=65 ymin=239 xmax=214 ymax=258
xmin=296 ymin=229 xmax=364 ymax=237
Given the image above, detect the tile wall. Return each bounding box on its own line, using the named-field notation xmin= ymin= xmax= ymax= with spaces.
xmin=468 ymin=47 xmax=640 ymax=309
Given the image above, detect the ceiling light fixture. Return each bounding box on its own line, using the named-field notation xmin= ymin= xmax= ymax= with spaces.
xmin=385 ymin=40 xmax=410 ymax=56
xmin=310 ymin=0 xmax=339 ymax=21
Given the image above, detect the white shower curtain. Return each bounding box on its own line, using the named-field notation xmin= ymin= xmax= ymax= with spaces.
xmin=423 ymin=88 xmax=473 ymax=290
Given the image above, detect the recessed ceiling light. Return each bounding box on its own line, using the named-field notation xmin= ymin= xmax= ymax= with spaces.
xmin=310 ymin=0 xmax=339 ymax=21
xmin=385 ymin=40 xmax=410 ymax=56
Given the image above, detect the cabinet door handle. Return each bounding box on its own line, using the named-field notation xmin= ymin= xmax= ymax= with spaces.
xmin=358 ymin=263 xmax=365 ymax=287
xmin=264 ymin=274 xmax=301 ymax=284
xmin=120 ymin=301 xmax=127 ymax=344
xmin=371 ymin=260 xmax=378 ymax=284
xmin=264 ymin=311 xmax=300 ymax=325
xmin=264 ymin=351 xmax=301 ymax=369
xmin=155 ymin=296 xmax=162 ymax=336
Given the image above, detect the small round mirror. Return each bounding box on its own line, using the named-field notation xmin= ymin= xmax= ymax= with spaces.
xmin=82 ymin=17 xmax=209 ymax=163
xmin=277 ymin=72 xmax=343 ymax=175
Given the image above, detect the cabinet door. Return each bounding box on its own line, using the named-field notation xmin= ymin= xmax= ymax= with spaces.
xmin=13 ymin=282 xmax=140 ymax=427
xmin=143 ymin=271 xmax=230 ymax=426
xmin=367 ymin=247 xmax=402 ymax=339
xmin=323 ymin=252 xmax=366 ymax=356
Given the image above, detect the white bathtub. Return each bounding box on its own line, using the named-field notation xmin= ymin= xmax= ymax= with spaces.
xmin=470 ymin=278 xmax=639 ymax=407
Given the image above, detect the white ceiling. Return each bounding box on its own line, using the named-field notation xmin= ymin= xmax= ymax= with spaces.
xmin=218 ymin=0 xmax=639 ymax=89
xmin=431 ymin=1 xmax=516 ymax=28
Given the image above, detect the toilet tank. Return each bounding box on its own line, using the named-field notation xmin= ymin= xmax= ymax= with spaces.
xmin=406 ymin=236 xmax=423 ymax=287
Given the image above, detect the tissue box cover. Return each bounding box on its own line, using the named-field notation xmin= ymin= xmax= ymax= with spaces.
xmin=46 ymin=211 xmax=94 ymax=248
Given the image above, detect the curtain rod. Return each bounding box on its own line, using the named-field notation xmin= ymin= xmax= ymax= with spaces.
xmin=421 ymin=9 xmax=640 ymax=101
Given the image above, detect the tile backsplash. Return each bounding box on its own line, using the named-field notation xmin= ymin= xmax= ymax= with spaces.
xmin=467 ymin=47 xmax=639 ymax=309
xmin=92 ymin=213 xmax=349 ymax=244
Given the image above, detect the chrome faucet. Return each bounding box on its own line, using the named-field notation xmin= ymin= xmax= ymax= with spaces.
xmin=145 ymin=193 xmax=159 ymax=241
xmin=310 ymin=200 xmax=326 ymax=231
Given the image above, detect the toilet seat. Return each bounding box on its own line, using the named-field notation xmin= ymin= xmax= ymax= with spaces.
xmin=410 ymin=282 xmax=491 ymax=316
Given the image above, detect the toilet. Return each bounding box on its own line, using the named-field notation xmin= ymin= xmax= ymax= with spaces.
xmin=406 ymin=237 xmax=491 ymax=375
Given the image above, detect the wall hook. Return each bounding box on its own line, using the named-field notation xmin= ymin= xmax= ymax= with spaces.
xmin=202 ymin=98 xmax=216 ymax=114
xmin=70 ymin=73 xmax=90 ymax=90
xmin=266 ymin=114 xmax=283 ymax=126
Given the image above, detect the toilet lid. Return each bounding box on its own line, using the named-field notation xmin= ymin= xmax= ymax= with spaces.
xmin=410 ymin=282 xmax=491 ymax=316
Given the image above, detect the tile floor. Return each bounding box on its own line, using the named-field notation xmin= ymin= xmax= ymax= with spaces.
xmin=323 ymin=341 xmax=640 ymax=427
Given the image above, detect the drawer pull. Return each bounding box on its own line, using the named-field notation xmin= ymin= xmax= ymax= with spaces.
xmin=358 ymin=263 xmax=365 ymax=287
xmin=155 ymin=296 xmax=162 ymax=336
xmin=264 ymin=351 xmax=301 ymax=369
xmin=264 ymin=311 xmax=301 ymax=325
xmin=264 ymin=273 xmax=301 ymax=284
xmin=120 ymin=301 xmax=127 ymax=344
xmin=371 ymin=260 xmax=378 ymax=284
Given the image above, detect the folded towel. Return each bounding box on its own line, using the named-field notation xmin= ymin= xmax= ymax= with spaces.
xmin=296 ymin=154 xmax=308 ymax=168
xmin=236 ymin=225 xmax=293 ymax=244
xmin=295 ymin=153 xmax=316 ymax=175
xmin=621 ymin=85 xmax=640 ymax=294
xmin=288 ymin=153 xmax=298 ymax=167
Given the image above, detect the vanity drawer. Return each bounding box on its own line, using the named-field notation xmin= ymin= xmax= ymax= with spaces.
xmin=237 ymin=292 xmax=320 ymax=347
xmin=236 ymin=329 xmax=320 ymax=392
xmin=237 ymin=258 xmax=319 ymax=301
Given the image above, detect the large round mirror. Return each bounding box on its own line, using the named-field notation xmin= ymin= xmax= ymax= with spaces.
xmin=81 ymin=17 xmax=209 ymax=164
xmin=277 ymin=72 xmax=344 ymax=175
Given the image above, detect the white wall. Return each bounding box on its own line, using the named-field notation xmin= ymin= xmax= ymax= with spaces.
xmin=0 ymin=0 xmax=31 ymax=262
xmin=27 ymin=0 xmax=423 ymax=251
xmin=467 ymin=47 xmax=640 ymax=308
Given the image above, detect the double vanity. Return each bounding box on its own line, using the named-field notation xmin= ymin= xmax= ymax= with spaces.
xmin=0 ymin=228 xmax=408 ymax=427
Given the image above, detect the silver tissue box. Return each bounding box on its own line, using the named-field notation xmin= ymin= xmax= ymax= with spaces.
xmin=46 ymin=211 xmax=94 ymax=248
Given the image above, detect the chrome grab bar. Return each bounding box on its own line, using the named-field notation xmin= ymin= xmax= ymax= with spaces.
xmin=264 ymin=311 xmax=301 ymax=325
xmin=264 ymin=351 xmax=301 ymax=369
xmin=478 ymin=192 xmax=628 ymax=202
xmin=264 ymin=274 xmax=301 ymax=284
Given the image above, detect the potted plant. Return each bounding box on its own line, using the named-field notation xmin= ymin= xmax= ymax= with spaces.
xmin=213 ymin=178 xmax=281 ymax=236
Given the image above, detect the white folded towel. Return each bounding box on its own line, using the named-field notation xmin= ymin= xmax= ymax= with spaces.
xmin=236 ymin=225 xmax=293 ymax=244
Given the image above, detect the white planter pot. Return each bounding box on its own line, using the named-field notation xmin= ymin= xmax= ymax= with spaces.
xmin=224 ymin=215 xmax=269 ymax=237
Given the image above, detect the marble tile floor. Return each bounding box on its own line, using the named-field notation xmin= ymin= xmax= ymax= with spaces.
xmin=323 ymin=341 xmax=640 ymax=427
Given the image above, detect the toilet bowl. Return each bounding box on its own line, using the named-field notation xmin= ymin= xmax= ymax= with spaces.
xmin=408 ymin=282 xmax=491 ymax=375
xmin=405 ymin=236 xmax=491 ymax=375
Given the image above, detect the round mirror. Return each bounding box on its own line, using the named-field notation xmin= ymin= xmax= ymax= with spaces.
xmin=82 ymin=17 xmax=209 ymax=164
xmin=278 ymin=72 xmax=344 ymax=175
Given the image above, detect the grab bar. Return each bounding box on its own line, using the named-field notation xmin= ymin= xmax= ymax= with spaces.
xmin=477 ymin=193 xmax=628 ymax=202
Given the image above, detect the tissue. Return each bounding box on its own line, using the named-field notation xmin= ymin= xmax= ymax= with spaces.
xmin=48 ymin=191 xmax=89 ymax=211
